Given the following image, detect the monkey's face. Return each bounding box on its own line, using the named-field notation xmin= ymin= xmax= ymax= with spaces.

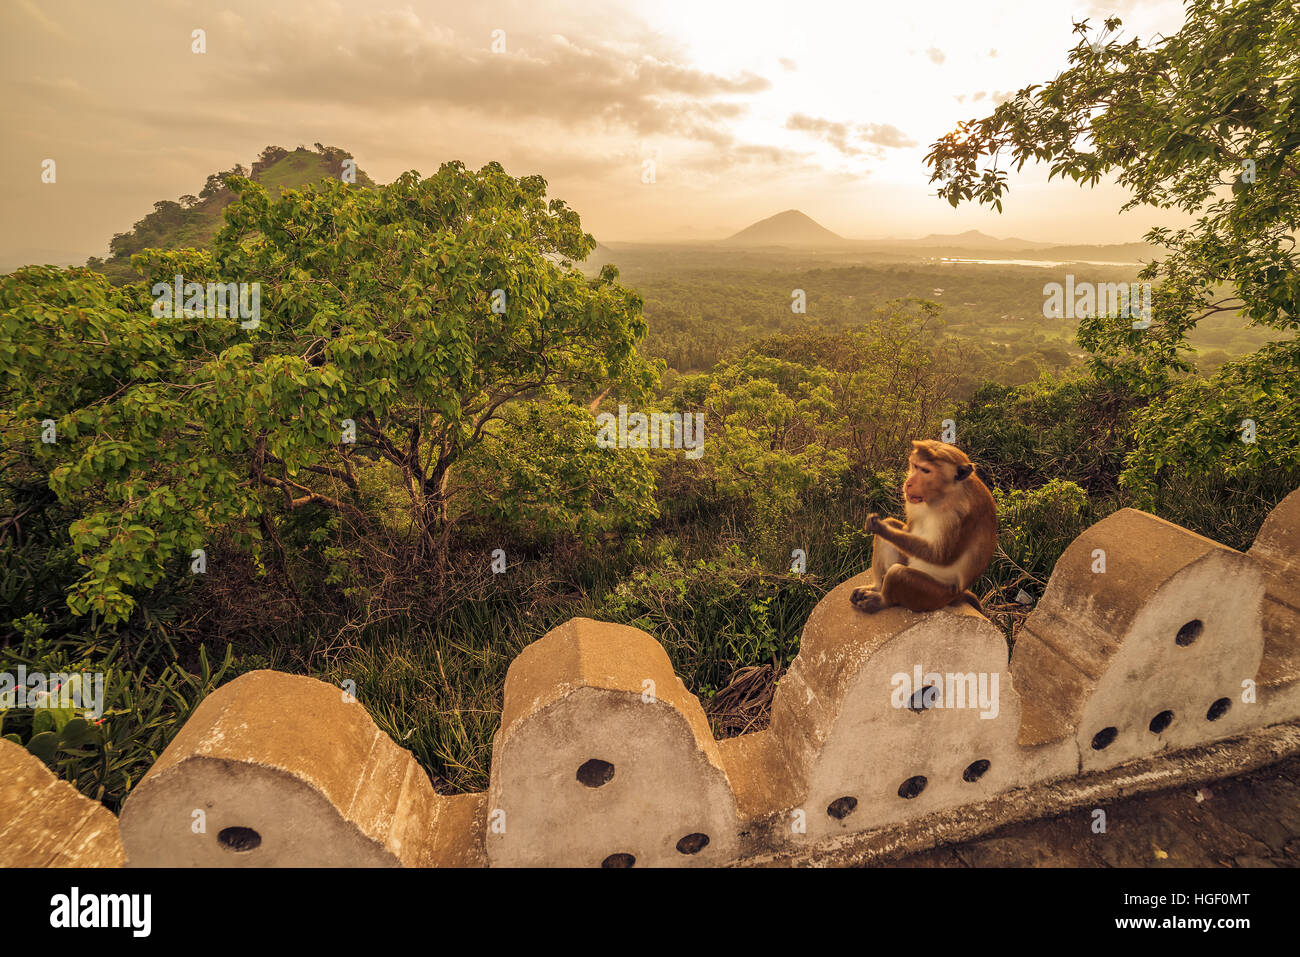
xmin=903 ymin=454 xmax=957 ymax=506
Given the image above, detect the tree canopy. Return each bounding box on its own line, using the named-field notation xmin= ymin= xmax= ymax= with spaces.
xmin=0 ymin=161 xmax=656 ymax=623
xmin=926 ymin=0 xmax=1299 ymax=499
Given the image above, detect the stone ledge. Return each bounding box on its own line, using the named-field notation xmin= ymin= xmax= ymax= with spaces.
xmin=118 ymin=670 xmax=457 ymax=867
xmin=735 ymin=720 xmax=1300 ymax=867
xmin=0 ymin=737 xmax=125 ymax=867
xmin=4 ymin=487 xmax=1298 ymax=868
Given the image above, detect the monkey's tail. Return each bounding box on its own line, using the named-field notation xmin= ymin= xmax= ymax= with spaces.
xmin=956 ymin=590 xmax=984 ymax=615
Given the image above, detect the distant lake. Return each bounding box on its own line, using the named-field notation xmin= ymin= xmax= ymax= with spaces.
xmin=930 ymin=257 xmax=1141 ymax=268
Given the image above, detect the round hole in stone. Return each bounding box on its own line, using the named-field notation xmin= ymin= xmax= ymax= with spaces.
xmin=907 ymin=685 xmax=937 ymax=713
xmin=1175 ymin=619 xmax=1203 ymax=646
xmin=601 ymin=852 xmax=635 ymax=868
xmin=1149 ymin=710 xmax=1174 ymax=734
xmin=1091 ymin=726 xmax=1118 ymax=750
xmin=676 ymin=832 xmax=710 ymax=855
xmin=217 ymin=826 xmax=261 ymax=853
xmin=826 ymin=796 xmax=858 ymax=820
xmin=576 ymin=758 xmax=615 ymax=788
xmin=898 ymin=775 xmax=927 ymax=799
xmin=1206 ymin=698 xmax=1231 ymax=722
xmin=963 ymin=759 xmax=991 ymax=783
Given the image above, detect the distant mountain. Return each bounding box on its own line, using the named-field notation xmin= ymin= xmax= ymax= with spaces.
xmin=723 ymin=210 xmax=844 ymax=246
xmin=1003 ymin=242 xmax=1157 ymax=262
xmin=88 ymin=144 xmax=375 ymax=283
xmin=718 ymin=218 xmax=1143 ymax=255
xmin=851 ymin=229 xmax=1153 ymax=260
xmin=905 ymin=229 xmax=1057 ymax=251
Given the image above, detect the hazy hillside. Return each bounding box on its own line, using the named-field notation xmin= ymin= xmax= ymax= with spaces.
xmin=723 ymin=209 xmax=845 ymax=246
xmin=886 ymin=229 xmax=1057 ymax=251
xmin=996 ymin=242 xmax=1158 ymax=262
xmin=89 ymin=144 xmax=375 ymax=283
xmin=706 ymin=212 xmax=1156 ymax=262
xmin=840 ymin=230 xmax=1156 ymax=263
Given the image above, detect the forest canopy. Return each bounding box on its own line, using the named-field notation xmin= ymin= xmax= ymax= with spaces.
xmin=2 ymin=0 xmax=1297 ymax=802
xmin=926 ymin=0 xmax=1299 ymax=500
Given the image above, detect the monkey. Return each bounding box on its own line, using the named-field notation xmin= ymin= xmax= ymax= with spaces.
xmin=850 ymin=439 xmax=997 ymax=615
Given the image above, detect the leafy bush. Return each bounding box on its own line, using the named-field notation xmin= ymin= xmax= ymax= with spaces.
xmin=597 ymin=549 xmax=821 ymax=694
xmin=929 ymin=0 xmax=1300 ymax=501
xmin=960 ymin=372 xmax=1141 ymax=494
xmin=993 ymin=479 xmax=1093 ymax=595
xmin=1 ymin=161 xmax=655 ymax=624
xmin=1 ymin=631 xmax=235 ymax=812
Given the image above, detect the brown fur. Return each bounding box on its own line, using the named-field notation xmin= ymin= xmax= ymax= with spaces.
xmin=851 ymin=440 xmax=997 ymax=614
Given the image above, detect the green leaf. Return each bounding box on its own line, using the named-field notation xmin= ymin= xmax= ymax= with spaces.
xmin=31 ymin=709 xmax=55 ymax=735
xmin=58 ymin=717 xmax=97 ymax=747
xmin=26 ymin=731 xmax=59 ymax=763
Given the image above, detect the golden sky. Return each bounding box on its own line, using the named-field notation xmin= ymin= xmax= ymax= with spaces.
xmin=0 ymin=0 xmax=1193 ymax=265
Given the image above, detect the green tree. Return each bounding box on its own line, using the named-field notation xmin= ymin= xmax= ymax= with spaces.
xmin=0 ymin=162 xmax=655 ymax=623
xmin=746 ymin=299 xmax=966 ymax=469
xmin=927 ymin=0 xmax=1299 ymax=500
xmin=662 ymin=353 xmax=849 ymax=548
xmin=456 ymin=389 xmax=658 ymax=544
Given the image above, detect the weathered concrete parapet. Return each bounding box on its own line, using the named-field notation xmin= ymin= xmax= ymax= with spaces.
xmin=767 ymin=571 xmax=1024 ymax=844
xmin=118 ymin=670 xmax=480 ymax=867
xmin=1249 ymin=487 xmax=1300 ymax=726
xmin=1012 ymin=509 xmax=1265 ymax=775
xmin=0 ymin=737 xmax=125 ymax=867
xmin=9 ymin=489 xmax=1300 ymax=869
xmin=486 ymin=617 xmax=740 ymax=867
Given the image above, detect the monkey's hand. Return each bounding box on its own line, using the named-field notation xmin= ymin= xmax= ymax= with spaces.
xmin=865 ymin=513 xmax=883 ymax=534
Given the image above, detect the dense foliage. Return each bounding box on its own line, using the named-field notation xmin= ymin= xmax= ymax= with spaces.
xmin=3 ymin=0 xmax=1297 ymax=801
xmin=928 ymin=0 xmax=1299 ymax=502
xmin=2 ymin=162 xmax=655 ymax=625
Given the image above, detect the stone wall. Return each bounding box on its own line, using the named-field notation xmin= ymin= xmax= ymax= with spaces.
xmin=3 ymin=490 xmax=1298 ymax=868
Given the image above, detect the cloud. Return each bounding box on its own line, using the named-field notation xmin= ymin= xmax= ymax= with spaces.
xmin=499 ymin=143 xmax=637 ymax=184
xmin=786 ymin=113 xmax=917 ymax=157
xmin=786 ymin=114 xmax=858 ymax=155
xmin=925 ymin=47 xmax=946 ymax=64
xmin=11 ymin=74 xmax=95 ymax=106
xmin=13 ymin=0 xmax=69 ymax=38
xmin=956 ymin=90 xmax=1019 ymax=110
xmin=671 ymin=140 xmax=803 ymax=182
xmin=859 ymin=123 xmax=917 ymax=149
xmin=224 ymin=16 xmax=769 ymax=148
xmin=6 ymin=4 xmax=789 ymax=193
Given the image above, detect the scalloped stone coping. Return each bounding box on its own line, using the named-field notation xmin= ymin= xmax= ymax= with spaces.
xmin=3 ymin=489 xmax=1296 ymax=867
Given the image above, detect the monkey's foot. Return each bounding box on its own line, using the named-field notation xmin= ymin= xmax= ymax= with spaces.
xmin=850 ymin=587 xmax=885 ymax=613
